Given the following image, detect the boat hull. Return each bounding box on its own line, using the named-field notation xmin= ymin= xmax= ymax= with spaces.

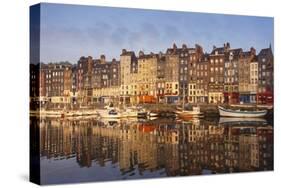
xmin=219 ymin=117 xmax=267 ymax=125
xmin=218 ymin=106 xmax=267 ymax=118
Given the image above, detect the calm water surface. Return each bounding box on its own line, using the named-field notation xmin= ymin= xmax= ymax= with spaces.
xmin=31 ymin=116 xmax=273 ymax=184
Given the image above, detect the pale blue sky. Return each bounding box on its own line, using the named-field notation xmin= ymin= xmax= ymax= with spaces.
xmin=39 ymin=3 xmax=274 ymax=63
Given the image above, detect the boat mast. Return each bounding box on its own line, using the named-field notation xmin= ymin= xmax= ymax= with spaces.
xmin=123 ymin=92 xmax=125 ymax=109
xmin=182 ymin=84 xmax=185 ymax=110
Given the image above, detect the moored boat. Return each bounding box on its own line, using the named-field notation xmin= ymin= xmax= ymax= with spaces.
xmin=218 ymin=106 xmax=267 ymax=118
xmin=176 ymin=106 xmax=203 ymax=119
xmin=121 ymin=107 xmax=139 ymax=118
xmin=175 ymin=84 xmax=203 ymax=120
xmin=97 ymin=108 xmax=121 ymax=118
xmin=219 ymin=117 xmax=267 ymax=125
xmin=147 ymin=111 xmax=158 ymax=117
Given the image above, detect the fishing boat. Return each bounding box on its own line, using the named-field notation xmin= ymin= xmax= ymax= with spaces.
xmin=45 ymin=110 xmax=62 ymax=117
xmin=219 ymin=117 xmax=267 ymax=125
xmin=97 ymin=108 xmax=121 ymax=118
xmin=176 ymin=106 xmax=202 ymax=119
xmin=147 ymin=111 xmax=158 ymax=117
xmin=230 ymin=104 xmax=273 ymax=110
xmin=121 ymin=107 xmax=139 ymax=118
xmin=175 ymin=85 xmax=202 ymax=119
xmin=72 ymin=111 xmax=83 ymax=116
xmin=82 ymin=110 xmax=98 ymax=116
xmin=218 ymin=106 xmax=267 ymax=118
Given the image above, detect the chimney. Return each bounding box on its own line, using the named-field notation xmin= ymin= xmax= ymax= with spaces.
xmin=226 ymin=42 xmax=230 ymax=49
xmin=100 ymin=55 xmax=106 ymax=64
xmin=122 ymin=49 xmax=127 ymax=54
xmin=138 ymin=50 xmax=144 ymax=57
xmin=213 ymin=45 xmax=216 ymax=50
xmin=159 ymin=51 xmax=163 ymax=58
xmin=87 ymin=56 xmax=92 ymax=73
xmin=250 ymin=47 xmax=256 ymax=55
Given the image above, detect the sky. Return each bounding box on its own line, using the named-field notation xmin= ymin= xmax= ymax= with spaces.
xmin=38 ymin=3 xmax=274 ymax=64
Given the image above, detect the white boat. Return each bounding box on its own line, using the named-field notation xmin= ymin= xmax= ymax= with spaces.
xmin=97 ymin=109 xmax=121 ymax=118
xmin=44 ymin=110 xmax=62 ymax=117
xmin=230 ymin=104 xmax=273 ymax=110
xmin=147 ymin=111 xmax=158 ymax=117
xmin=82 ymin=110 xmax=98 ymax=116
xmin=72 ymin=111 xmax=83 ymax=116
xmin=218 ymin=106 xmax=267 ymax=118
xmin=121 ymin=108 xmax=139 ymax=118
xmin=219 ymin=117 xmax=267 ymax=125
xmin=175 ymin=85 xmax=203 ymax=119
xmin=176 ymin=106 xmax=202 ymax=119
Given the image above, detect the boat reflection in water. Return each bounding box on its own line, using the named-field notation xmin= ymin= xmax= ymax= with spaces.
xmin=32 ymin=116 xmax=273 ymax=184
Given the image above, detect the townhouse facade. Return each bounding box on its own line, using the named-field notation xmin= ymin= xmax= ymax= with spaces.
xmin=208 ymin=44 xmax=228 ymax=104
xmin=238 ymin=48 xmax=256 ymax=103
xmin=249 ymin=57 xmax=259 ymax=103
xmin=137 ymin=51 xmax=158 ymax=103
xmin=223 ymin=48 xmax=242 ymax=104
xmin=196 ymin=54 xmax=209 ymax=103
xmin=120 ymin=49 xmax=137 ymax=104
xmin=257 ymin=46 xmax=274 ymax=104
xmin=165 ymin=44 xmax=180 ymax=103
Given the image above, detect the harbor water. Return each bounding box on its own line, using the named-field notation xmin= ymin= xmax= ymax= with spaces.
xmin=30 ymin=116 xmax=273 ymax=184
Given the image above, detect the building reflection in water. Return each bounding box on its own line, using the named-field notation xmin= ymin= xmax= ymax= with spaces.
xmin=33 ymin=116 xmax=273 ymax=183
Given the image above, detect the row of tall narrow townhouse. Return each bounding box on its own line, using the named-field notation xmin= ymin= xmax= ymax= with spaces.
xmin=75 ymin=55 xmax=121 ymax=105
xmin=31 ymin=43 xmax=273 ymax=105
